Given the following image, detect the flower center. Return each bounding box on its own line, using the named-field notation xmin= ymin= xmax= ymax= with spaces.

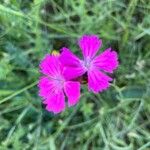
xmin=54 ymin=76 xmax=65 ymax=89
xmin=48 ymin=74 xmax=65 ymax=93
xmin=81 ymin=57 xmax=93 ymax=71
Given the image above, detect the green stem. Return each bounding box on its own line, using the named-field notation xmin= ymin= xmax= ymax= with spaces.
xmin=0 ymin=81 xmax=38 ymax=104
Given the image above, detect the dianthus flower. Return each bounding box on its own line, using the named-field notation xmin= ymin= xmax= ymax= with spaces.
xmin=60 ymin=35 xmax=119 ymax=93
xmin=38 ymin=55 xmax=80 ymax=114
xmin=38 ymin=35 xmax=119 ymax=114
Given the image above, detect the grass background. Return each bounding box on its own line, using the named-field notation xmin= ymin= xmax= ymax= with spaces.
xmin=0 ymin=0 xmax=150 ymax=149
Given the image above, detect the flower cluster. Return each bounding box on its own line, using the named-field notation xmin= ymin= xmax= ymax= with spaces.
xmin=38 ymin=35 xmax=119 ymax=114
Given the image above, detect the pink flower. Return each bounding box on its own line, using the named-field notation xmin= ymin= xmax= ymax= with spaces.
xmin=60 ymin=35 xmax=119 ymax=93
xmin=38 ymin=55 xmax=80 ymax=114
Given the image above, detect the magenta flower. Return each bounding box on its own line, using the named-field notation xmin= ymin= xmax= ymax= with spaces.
xmin=60 ymin=35 xmax=119 ymax=93
xmin=38 ymin=55 xmax=80 ymax=114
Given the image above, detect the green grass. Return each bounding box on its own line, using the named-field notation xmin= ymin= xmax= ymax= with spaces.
xmin=0 ymin=0 xmax=150 ymax=149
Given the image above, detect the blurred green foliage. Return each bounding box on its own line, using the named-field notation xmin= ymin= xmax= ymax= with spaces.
xmin=0 ymin=0 xmax=150 ymax=149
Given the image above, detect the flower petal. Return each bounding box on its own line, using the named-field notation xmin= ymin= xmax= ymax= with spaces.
xmin=60 ymin=47 xmax=81 ymax=67
xmin=40 ymin=54 xmax=63 ymax=76
xmin=44 ymin=91 xmax=65 ymax=114
xmin=93 ymin=48 xmax=119 ymax=73
xmin=63 ymin=66 xmax=85 ymax=80
xmin=38 ymin=76 xmax=56 ymax=99
xmin=64 ymin=81 xmax=80 ymax=107
xmin=78 ymin=35 xmax=102 ymax=59
xmin=88 ymin=69 xmax=112 ymax=93
xmin=60 ymin=47 xmax=85 ymax=80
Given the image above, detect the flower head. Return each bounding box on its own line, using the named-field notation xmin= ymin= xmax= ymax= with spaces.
xmin=38 ymin=54 xmax=80 ymax=114
xmin=60 ymin=35 xmax=119 ymax=93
